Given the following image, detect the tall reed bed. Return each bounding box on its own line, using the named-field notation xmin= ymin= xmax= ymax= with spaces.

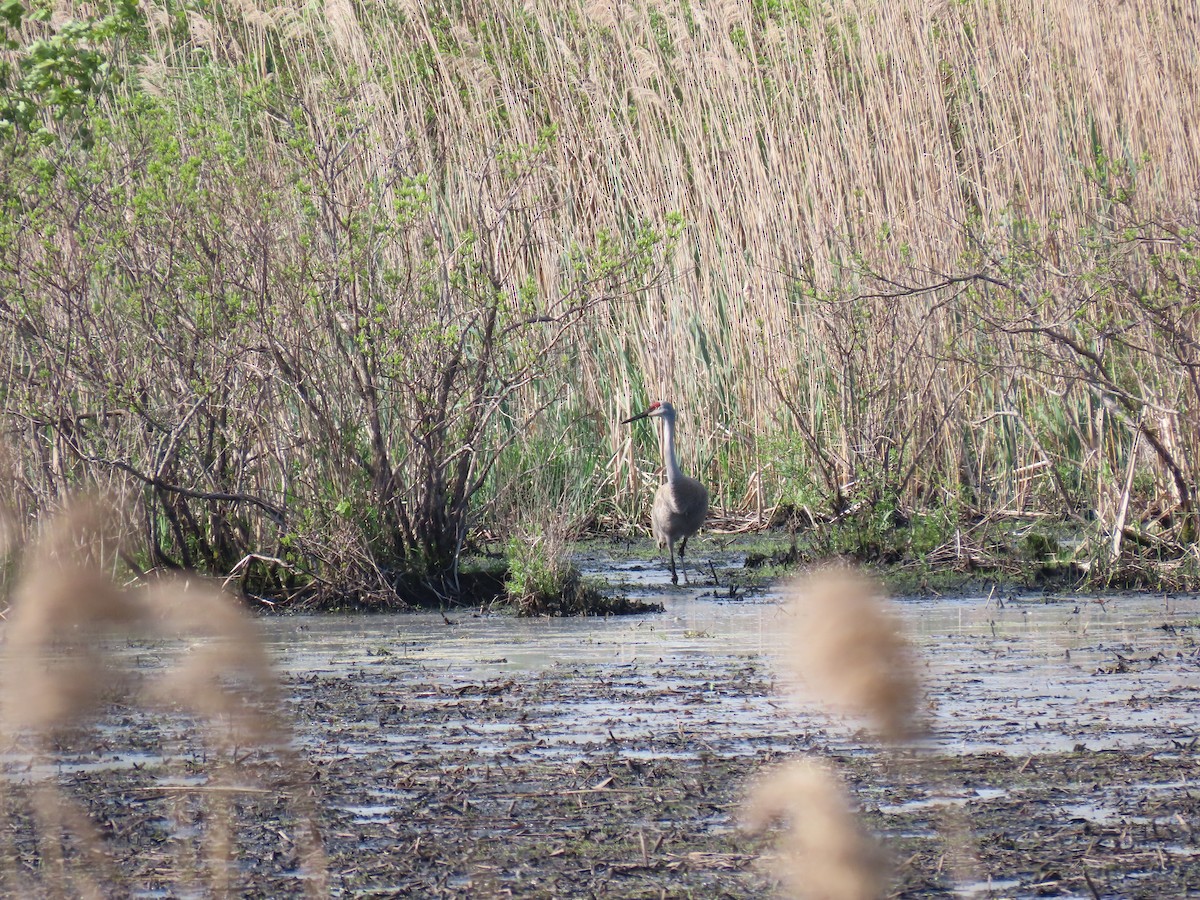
xmin=1 ymin=0 xmax=1197 ymax=599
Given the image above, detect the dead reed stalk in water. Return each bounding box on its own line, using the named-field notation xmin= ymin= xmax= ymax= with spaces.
xmin=744 ymin=757 xmax=888 ymax=900
xmin=783 ymin=568 xmax=924 ymax=744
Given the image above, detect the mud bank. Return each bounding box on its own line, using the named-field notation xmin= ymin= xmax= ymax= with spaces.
xmin=3 ymin=569 xmax=1199 ymax=897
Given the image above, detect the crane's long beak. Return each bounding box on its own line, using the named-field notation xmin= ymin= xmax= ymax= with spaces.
xmin=622 ymin=409 xmax=651 ymax=424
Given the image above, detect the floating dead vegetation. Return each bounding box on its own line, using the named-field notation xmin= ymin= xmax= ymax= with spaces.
xmin=0 ymin=496 xmax=326 ymax=897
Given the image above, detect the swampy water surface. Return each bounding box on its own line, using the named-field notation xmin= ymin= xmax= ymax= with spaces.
xmin=4 ymin=554 xmax=1200 ymax=898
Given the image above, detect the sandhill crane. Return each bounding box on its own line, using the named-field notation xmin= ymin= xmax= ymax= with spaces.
xmin=623 ymin=401 xmax=709 ymax=585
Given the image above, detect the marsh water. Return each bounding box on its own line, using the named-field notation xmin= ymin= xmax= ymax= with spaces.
xmin=258 ymin=558 xmax=1200 ymax=759
xmin=5 ymin=554 xmax=1200 ymax=897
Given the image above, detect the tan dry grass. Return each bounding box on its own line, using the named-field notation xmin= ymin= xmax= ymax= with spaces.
xmin=0 ymin=498 xmax=326 ymax=896
xmin=760 ymin=566 xmax=986 ymax=896
xmin=744 ymin=756 xmax=889 ymax=900
xmin=1 ymin=497 xmax=140 ymax=734
xmin=142 ymin=575 xmax=285 ymax=749
xmin=782 ymin=567 xmax=924 ymax=743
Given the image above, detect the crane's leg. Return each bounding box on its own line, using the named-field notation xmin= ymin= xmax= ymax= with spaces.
xmin=678 ymin=535 xmax=690 ymax=584
xmin=668 ymin=542 xmax=679 ymax=585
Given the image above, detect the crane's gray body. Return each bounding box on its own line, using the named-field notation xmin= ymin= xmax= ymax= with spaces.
xmin=651 ymin=474 xmax=708 ymax=559
xmin=623 ymin=401 xmax=709 ymax=584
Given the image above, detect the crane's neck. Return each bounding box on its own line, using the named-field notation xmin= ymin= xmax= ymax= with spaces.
xmin=660 ymin=415 xmax=683 ymax=484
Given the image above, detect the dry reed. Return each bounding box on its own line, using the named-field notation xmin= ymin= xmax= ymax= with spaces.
xmin=744 ymin=757 xmax=888 ymax=900
xmin=741 ymin=567 xmax=928 ymax=897
xmin=0 ymin=497 xmax=141 ymax=734
xmin=755 ymin=566 xmax=987 ymax=895
xmin=4 ymin=0 xmax=1198 ymax=593
xmin=0 ymin=442 xmax=18 ymax=565
xmin=782 ymin=567 xmax=924 ymax=743
xmin=142 ymin=575 xmax=285 ymax=749
xmin=0 ymin=498 xmax=326 ymax=895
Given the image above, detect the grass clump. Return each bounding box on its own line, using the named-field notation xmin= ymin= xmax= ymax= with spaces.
xmin=503 ymin=529 xmax=574 ymax=614
xmin=502 ymin=527 xmax=657 ymax=616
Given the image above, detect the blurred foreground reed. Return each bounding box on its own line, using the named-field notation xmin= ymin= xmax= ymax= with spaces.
xmin=746 ymin=567 xmax=975 ymax=899
xmin=0 ymin=497 xmax=325 ymax=897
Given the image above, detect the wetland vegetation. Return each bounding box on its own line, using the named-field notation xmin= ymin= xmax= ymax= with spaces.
xmin=2 ymin=5 xmax=1199 ymax=891
xmin=1 ymin=0 xmax=1198 ymax=610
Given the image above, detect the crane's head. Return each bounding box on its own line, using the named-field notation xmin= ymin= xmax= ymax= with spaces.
xmin=622 ymin=400 xmax=676 ymax=424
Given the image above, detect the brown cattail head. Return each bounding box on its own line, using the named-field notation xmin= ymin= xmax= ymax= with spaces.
xmin=744 ymin=757 xmax=889 ymax=900
xmin=784 ymin=567 xmax=924 ymax=743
